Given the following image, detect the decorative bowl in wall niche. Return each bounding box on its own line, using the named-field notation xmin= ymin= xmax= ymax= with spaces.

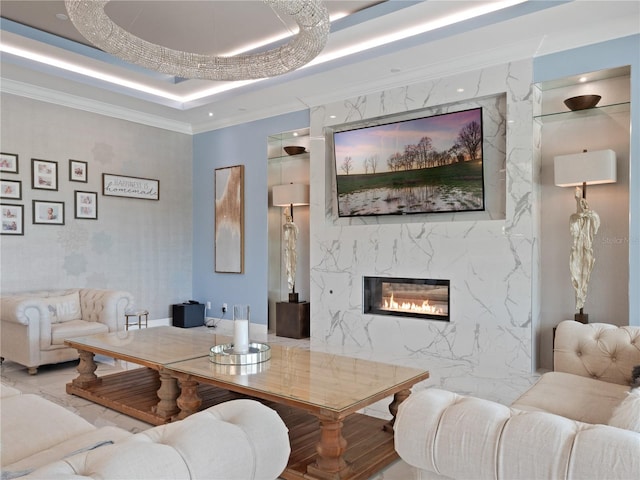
xmin=563 ymin=95 xmax=602 ymax=111
xmin=284 ymin=146 xmax=306 ymax=156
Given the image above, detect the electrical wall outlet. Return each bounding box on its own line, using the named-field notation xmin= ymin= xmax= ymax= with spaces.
xmin=206 ymin=301 xmax=212 ymax=310
xmin=222 ymin=303 xmax=227 ymax=313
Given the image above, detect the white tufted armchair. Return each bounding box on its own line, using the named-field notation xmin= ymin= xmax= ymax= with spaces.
xmin=395 ymin=321 xmax=640 ymax=479
xmin=0 ymin=288 xmax=133 ymax=374
xmin=511 ymin=320 xmax=640 ymax=424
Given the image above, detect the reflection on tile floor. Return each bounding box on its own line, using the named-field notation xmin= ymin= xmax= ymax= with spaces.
xmin=0 ymin=325 xmax=416 ymax=479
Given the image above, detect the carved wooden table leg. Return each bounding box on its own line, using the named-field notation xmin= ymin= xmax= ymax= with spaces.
xmin=306 ymin=416 xmax=351 ymax=480
xmin=384 ymin=388 xmax=411 ymax=432
xmin=175 ymin=378 xmax=201 ymax=420
xmin=152 ymin=369 xmax=180 ymax=419
xmin=72 ymin=350 xmax=101 ymax=388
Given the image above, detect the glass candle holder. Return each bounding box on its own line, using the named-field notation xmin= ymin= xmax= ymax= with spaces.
xmin=233 ymin=304 xmax=250 ymax=354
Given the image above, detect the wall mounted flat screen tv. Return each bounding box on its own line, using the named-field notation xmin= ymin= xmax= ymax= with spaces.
xmin=333 ymin=107 xmax=485 ymax=217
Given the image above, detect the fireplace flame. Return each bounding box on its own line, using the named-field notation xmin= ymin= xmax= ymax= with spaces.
xmin=383 ymin=292 xmax=445 ymax=316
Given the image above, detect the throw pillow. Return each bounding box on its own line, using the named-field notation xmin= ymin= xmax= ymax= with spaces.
xmin=47 ymin=293 xmax=82 ymax=323
xmin=608 ymin=366 xmax=640 ymax=433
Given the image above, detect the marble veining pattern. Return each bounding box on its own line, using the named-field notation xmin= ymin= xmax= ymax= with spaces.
xmin=309 ymin=60 xmax=540 ymax=404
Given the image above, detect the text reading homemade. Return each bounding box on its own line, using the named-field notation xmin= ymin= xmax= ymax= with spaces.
xmin=102 ymin=174 xmax=159 ymax=200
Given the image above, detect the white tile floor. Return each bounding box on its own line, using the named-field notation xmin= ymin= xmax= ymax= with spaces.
xmin=0 ymin=327 xmax=417 ymax=480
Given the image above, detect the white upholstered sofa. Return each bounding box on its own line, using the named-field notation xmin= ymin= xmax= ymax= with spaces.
xmin=0 ymin=383 xmax=290 ymax=479
xmin=395 ymin=321 xmax=640 ymax=479
xmin=0 ymin=289 xmax=133 ymax=374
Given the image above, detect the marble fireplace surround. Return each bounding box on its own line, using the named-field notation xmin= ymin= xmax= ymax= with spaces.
xmin=308 ymin=60 xmax=540 ymax=407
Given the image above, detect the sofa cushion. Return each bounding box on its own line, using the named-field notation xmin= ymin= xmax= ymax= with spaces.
xmin=2 ymin=426 xmax=131 ymax=475
xmin=511 ymin=371 xmax=629 ymax=425
xmin=46 ymin=293 xmax=81 ymax=323
xmin=50 ymin=320 xmax=108 ymax=345
xmin=608 ymin=388 xmax=640 ymax=432
xmin=395 ymin=389 xmax=513 ymax=479
xmin=0 ymin=394 xmax=96 ymax=467
xmin=396 ymin=388 xmax=640 ymax=480
xmin=20 ymin=400 xmax=291 ymax=480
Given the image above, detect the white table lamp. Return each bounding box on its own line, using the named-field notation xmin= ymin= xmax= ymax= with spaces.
xmin=272 ymin=183 xmax=309 ymax=302
xmin=553 ymin=149 xmax=616 ymax=323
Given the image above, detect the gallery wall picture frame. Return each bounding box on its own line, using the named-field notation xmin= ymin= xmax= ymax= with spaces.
xmin=33 ymin=200 xmax=65 ymax=225
xmin=102 ymin=173 xmax=159 ymax=200
xmin=69 ymin=159 xmax=88 ymax=182
xmin=0 ymin=179 xmax=22 ymax=200
xmin=74 ymin=190 xmax=98 ymax=220
xmin=0 ymin=153 xmax=19 ymax=174
xmin=214 ymin=164 xmax=244 ymax=274
xmin=31 ymin=158 xmax=58 ymax=191
xmin=1 ymin=203 xmax=24 ymax=235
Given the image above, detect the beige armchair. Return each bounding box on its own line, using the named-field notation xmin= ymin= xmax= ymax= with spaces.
xmin=395 ymin=321 xmax=640 ymax=479
xmin=0 ymin=288 xmax=133 ymax=374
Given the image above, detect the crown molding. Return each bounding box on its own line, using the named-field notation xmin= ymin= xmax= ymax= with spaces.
xmin=0 ymin=78 xmax=193 ymax=134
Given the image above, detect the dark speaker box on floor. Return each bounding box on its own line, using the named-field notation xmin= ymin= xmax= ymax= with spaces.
xmin=172 ymin=303 xmax=205 ymax=328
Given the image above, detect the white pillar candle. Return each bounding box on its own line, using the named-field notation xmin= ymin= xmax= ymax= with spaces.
xmin=233 ymin=319 xmax=249 ymax=353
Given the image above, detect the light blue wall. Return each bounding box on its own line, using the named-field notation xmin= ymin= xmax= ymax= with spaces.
xmin=533 ymin=34 xmax=640 ymax=326
xmin=192 ymin=110 xmax=309 ymax=326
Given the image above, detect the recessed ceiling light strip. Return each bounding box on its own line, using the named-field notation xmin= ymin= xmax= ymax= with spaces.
xmin=0 ymin=43 xmax=184 ymax=102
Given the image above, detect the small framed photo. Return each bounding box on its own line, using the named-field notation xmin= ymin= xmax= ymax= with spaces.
xmin=69 ymin=159 xmax=88 ymax=182
xmin=33 ymin=200 xmax=64 ymax=225
xmin=74 ymin=190 xmax=98 ymax=219
xmin=1 ymin=203 xmax=23 ymax=235
xmin=0 ymin=179 xmax=21 ymax=200
xmin=32 ymin=159 xmax=58 ymax=191
xmin=0 ymin=153 xmax=19 ymax=174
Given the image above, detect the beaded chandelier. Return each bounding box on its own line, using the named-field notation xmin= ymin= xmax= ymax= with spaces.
xmin=64 ymin=0 xmax=330 ymax=81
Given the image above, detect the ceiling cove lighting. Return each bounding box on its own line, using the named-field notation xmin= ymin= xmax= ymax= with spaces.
xmin=2 ymin=0 xmax=526 ymax=104
xmin=0 ymin=43 xmax=184 ymax=102
xmin=300 ymin=0 xmax=527 ymax=69
xmin=64 ymin=0 xmax=330 ymax=81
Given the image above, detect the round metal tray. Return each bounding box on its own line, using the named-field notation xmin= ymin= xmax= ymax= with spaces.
xmin=209 ymin=342 xmax=271 ymax=365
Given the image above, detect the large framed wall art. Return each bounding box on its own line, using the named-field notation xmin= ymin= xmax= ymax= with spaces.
xmin=214 ymin=165 xmax=244 ymax=273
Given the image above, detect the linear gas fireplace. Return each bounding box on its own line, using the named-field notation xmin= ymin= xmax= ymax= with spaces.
xmin=363 ymin=276 xmax=450 ymax=321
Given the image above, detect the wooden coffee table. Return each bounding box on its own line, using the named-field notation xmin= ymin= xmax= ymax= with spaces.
xmin=65 ymin=327 xmax=429 ymax=480
xmin=168 ymin=344 xmax=429 ymax=480
xmin=65 ymin=326 xmax=223 ymax=424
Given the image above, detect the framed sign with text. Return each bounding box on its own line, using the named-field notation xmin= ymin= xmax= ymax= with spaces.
xmin=102 ymin=174 xmax=159 ymax=200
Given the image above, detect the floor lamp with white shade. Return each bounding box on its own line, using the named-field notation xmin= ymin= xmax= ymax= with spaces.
xmin=272 ymin=183 xmax=310 ymax=303
xmin=554 ymin=149 xmax=617 ymax=323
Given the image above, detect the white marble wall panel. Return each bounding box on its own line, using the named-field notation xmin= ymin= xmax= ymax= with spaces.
xmin=309 ymin=60 xmax=540 ymax=404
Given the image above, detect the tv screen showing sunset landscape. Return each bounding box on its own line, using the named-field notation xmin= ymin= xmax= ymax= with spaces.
xmin=333 ymin=107 xmax=485 ymax=217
